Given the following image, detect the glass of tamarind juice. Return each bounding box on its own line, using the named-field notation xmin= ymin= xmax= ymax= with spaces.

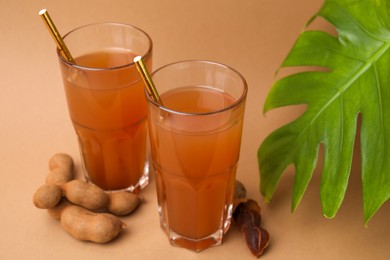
xmin=146 ymin=60 xmax=247 ymax=251
xmin=57 ymin=23 xmax=152 ymax=192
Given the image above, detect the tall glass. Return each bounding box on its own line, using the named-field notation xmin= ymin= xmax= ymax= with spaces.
xmin=57 ymin=23 xmax=152 ymax=192
xmin=146 ymin=60 xmax=247 ymax=251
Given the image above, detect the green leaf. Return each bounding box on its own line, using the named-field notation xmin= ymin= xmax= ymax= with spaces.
xmin=258 ymin=0 xmax=390 ymax=224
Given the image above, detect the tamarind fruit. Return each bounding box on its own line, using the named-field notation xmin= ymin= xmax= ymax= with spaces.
xmin=107 ymin=191 xmax=140 ymax=216
xmin=61 ymin=181 xmax=140 ymax=216
xmin=33 ymin=183 xmax=63 ymax=209
xmin=34 ymin=153 xmax=140 ymax=244
xmin=34 ymin=179 xmax=140 ymax=216
xmin=62 ymin=180 xmax=108 ymax=211
xmin=45 ymin=153 xmax=74 ymax=184
xmin=49 ymin=202 xmax=126 ymax=243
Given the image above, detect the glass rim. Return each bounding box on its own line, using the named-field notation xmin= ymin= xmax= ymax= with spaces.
xmin=147 ymin=60 xmax=248 ymax=116
xmin=57 ymin=22 xmax=153 ymax=71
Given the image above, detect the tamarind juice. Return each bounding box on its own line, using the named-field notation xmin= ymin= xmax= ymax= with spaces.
xmin=57 ymin=23 xmax=153 ymax=191
xmin=147 ymin=73 xmax=247 ymax=251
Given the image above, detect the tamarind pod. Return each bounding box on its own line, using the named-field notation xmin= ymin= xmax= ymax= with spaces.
xmin=233 ymin=199 xmax=270 ymax=258
xmin=240 ymin=223 xmax=270 ymax=258
xmin=107 ymin=192 xmax=140 ymax=216
xmin=33 ymin=183 xmax=63 ymax=209
xmin=60 ymin=205 xmax=125 ymax=243
xmin=63 ymin=180 xmax=108 ymax=211
xmin=46 ymin=153 xmax=74 ymax=184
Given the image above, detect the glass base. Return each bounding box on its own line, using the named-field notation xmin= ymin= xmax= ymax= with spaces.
xmin=168 ymin=228 xmax=224 ymax=252
xmin=158 ymin=203 xmax=233 ymax=252
xmin=82 ymin=155 xmax=150 ymax=193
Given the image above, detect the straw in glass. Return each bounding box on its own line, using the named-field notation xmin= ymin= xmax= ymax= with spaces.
xmin=39 ymin=9 xmax=75 ymax=63
xmin=134 ymin=56 xmax=163 ymax=105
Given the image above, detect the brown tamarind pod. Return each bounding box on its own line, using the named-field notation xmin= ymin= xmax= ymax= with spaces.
xmin=233 ymin=199 xmax=270 ymax=258
xmin=107 ymin=191 xmax=140 ymax=216
xmin=46 ymin=153 xmax=74 ymax=184
xmin=60 ymin=204 xmax=126 ymax=243
xmin=33 ymin=183 xmax=63 ymax=209
xmin=62 ymin=180 xmax=108 ymax=211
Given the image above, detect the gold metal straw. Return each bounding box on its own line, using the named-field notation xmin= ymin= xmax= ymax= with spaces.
xmin=39 ymin=9 xmax=75 ymax=63
xmin=134 ymin=56 xmax=163 ymax=105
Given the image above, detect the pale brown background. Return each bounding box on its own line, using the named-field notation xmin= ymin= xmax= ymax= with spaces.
xmin=1 ymin=0 xmax=389 ymax=259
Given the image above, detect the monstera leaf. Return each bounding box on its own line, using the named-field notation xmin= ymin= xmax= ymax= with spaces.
xmin=258 ymin=0 xmax=390 ymax=224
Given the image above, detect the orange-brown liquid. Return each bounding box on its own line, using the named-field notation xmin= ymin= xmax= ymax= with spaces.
xmin=61 ymin=48 xmax=151 ymax=190
xmin=149 ymin=87 xmax=244 ymax=249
